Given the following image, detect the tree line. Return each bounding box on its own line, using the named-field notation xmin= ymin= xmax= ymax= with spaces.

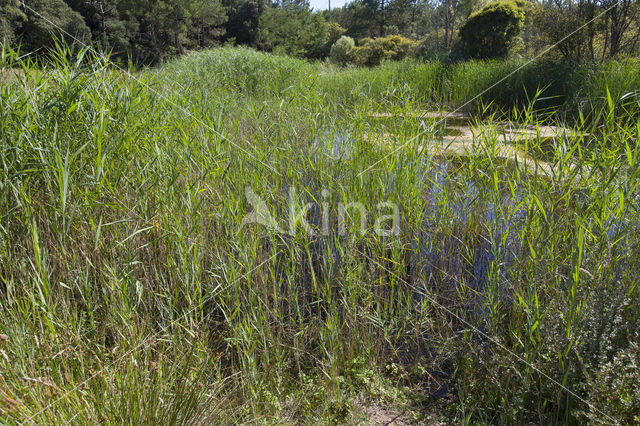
xmin=0 ymin=0 xmax=638 ymax=65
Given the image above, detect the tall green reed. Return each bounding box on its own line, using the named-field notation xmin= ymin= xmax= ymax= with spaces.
xmin=1 ymin=44 xmax=639 ymax=423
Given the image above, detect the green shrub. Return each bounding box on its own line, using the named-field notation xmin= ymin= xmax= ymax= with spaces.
xmin=349 ymin=35 xmax=418 ymax=67
xmin=327 ymin=22 xmax=347 ymax=45
xmin=329 ymin=35 xmax=354 ymax=66
xmin=459 ymin=0 xmax=527 ymax=59
xmin=590 ymin=344 xmax=640 ymax=423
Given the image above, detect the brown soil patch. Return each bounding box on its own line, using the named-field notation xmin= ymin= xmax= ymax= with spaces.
xmin=357 ymin=402 xmax=412 ymax=425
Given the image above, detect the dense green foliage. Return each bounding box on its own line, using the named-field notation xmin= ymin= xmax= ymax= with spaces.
xmin=350 ymin=34 xmax=417 ymax=66
xmin=223 ymin=0 xmax=268 ymax=45
xmin=3 ymin=0 xmax=638 ymax=64
xmin=0 ymin=0 xmax=25 ymax=42
xmin=1 ymin=45 xmax=640 ymax=423
xmin=6 ymin=0 xmax=228 ymax=63
xmin=257 ymin=0 xmax=329 ymax=59
xmin=533 ymin=0 xmax=639 ymax=60
xmin=459 ymin=0 xmax=526 ymax=59
xmin=21 ymin=0 xmax=90 ymax=52
xmin=329 ymin=35 xmax=354 ymax=65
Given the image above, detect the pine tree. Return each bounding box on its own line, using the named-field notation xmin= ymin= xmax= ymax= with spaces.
xmin=0 ymin=0 xmax=26 ymax=43
xmin=20 ymin=0 xmax=91 ymax=53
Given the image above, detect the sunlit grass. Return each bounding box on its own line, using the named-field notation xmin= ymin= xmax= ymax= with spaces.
xmin=0 ymin=44 xmax=639 ymax=424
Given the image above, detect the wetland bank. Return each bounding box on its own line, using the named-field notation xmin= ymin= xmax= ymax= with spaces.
xmin=1 ymin=46 xmax=640 ymax=423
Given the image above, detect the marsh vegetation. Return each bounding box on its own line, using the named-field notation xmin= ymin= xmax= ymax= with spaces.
xmin=0 ymin=45 xmax=640 ymax=423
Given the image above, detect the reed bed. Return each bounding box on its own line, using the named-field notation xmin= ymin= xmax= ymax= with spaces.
xmin=0 ymin=45 xmax=639 ymax=424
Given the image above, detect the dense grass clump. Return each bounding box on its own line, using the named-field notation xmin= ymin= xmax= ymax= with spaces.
xmin=319 ymin=54 xmax=640 ymax=119
xmin=1 ymin=45 xmax=639 ymax=423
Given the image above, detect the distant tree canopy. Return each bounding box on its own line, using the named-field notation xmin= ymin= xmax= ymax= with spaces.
xmin=21 ymin=0 xmax=90 ymax=52
xmin=0 ymin=0 xmax=638 ymax=64
xmin=0 ymin=0 xmax=26 ymax=43
xmin=459 ymin=0 xmax=527 ymax=59
xmin=4 ymin=0 xmax=226 ymax=63
xmin=223 ymin=0 xmax=268 ymax=45
xmin=257 ymin=0 xmax=329 ymax=59
xmin=533 ymin=0 xmax=640 ymax=61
